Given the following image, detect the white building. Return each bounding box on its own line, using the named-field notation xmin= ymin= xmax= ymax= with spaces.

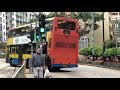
xmin=6 ymin=12 xmax=36 ymax=29
xmin=0 ymin=12 xmax=38 ymax=42
xmin=0 ymin=12 xmax=6 ymax=42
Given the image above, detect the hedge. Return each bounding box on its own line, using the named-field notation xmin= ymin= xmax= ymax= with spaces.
xmin=79 ymin=47 xmax=120 ymax=57
xmin=79 ymin=46 xmax=103 ymax=57
xmin=0 ymin=54 xmax=5 ymax=58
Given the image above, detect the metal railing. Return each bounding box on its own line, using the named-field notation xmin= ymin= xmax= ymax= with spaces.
xmin=12 ymin=61 xmax=26 ymax=78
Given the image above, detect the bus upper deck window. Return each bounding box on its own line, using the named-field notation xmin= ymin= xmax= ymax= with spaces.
xmin=58 ymin=20 xmax=76 ymax=30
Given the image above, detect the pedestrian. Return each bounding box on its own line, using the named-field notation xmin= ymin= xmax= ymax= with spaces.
xmin=31 ymin=48 xmax=45 ymax=78
xmin=45 ymin=52 xmax=51 ymax=71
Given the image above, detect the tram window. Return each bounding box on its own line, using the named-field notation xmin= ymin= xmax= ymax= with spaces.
xmin=50 ymin=20 xmax=53 ymax=30
xmin=46 ymin=20 xmax=53 ymax=31
xmin=16 ymin=29 xmax=21 ymax=37
xmin=58 ymin=20 xmax=76 ymax=30
xmin=12 ymin=30 xmax=16 ymax=37
xmin=8 ymin=31 xmax=12 ymax=38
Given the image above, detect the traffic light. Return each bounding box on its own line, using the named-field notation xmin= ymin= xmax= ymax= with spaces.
xmin=38 ymin=14 xmax=47 ymax=41
xmin=36 ymin=29 xmax=40 ymax=40
xmin=39 ymin=14 xmax=45 ymax=28
xmin=27 ymin=30 xmax=34 ymax=42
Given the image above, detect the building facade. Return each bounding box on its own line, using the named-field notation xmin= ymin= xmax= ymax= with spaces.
xmin=0 ymin=12 xmax=38 ymax=42
xmin=110 ymin=12 xmax=120 ymax=38
xmin=0 ymin=12 xmax=6 ymax=42
xmin=84 ymin=12 xmax=113 ymax=46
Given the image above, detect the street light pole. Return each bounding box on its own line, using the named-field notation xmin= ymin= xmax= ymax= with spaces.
xmin=102 ymin=12 xmax=105 ymax=62
xmin=91 ymin=12 xmax=95 ymax=61
xmin=115 ymin=17 xmax=118 ymax=48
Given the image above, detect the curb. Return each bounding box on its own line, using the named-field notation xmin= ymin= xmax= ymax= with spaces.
xmin=79 ymin=63 xmax=120 ymax=71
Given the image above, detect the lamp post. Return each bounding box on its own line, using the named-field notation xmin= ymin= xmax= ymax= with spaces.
xmin=32 ymin=12 xmax=42 ymax=48
xmin=102 ymin=12 xmax=105 ymax=62
xmin=91 ymin=12 xmax=95 ymax=61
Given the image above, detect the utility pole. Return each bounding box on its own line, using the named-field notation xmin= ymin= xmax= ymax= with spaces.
xmin=102 ymin=12 xmax=105 ymax=62
xmin=116 ymin=17 xmax=118 ymax=48
xmin=30 ymin=24 xmax=33 ymax=54
xmin=91 ymin=12 xmax=95 ymax=61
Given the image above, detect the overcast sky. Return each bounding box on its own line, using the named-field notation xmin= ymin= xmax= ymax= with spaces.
xmin=43 ymin=12 xmax=51 ymax=15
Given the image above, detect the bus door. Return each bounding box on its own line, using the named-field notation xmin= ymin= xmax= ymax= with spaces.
xmin=9 ymin=45 xmax=19 ymax=65
xmin=18 ymin=45 xmax=23 ymax=65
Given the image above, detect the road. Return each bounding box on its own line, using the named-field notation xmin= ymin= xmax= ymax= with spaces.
xmin=50 ymin=64 xmax=120 ymax=78
xmin=0 ymin=59 xmax=20 ymax=78
xmin=26 ymin=64 xmax=120 ymax=78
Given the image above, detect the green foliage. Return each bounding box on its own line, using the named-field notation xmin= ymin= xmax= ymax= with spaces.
xmin=104 ymin=48 xmax=117 ymax=57
xmin=94 ymin=46 xmax=103 ymax=57
xmin=117 ymin=48 xmax=120 ymax=56
xmin=79 ymin=47 xmax=91 ymax=56
xmin=0 ymin=54 xmax=5 ymax=58
xmin=105 ymin=39 xmax=116 ymax=48
xmin=111 ymin=48 xmax=117 ymax=56
xmin=103 ymin=48 xmax=112 ymax=57
xmin=79 ymin=46 xmax=103 ymax=57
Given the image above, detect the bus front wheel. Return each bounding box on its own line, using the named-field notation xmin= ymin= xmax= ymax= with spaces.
xmin=10 ymin=58 xmax=13 ymax=66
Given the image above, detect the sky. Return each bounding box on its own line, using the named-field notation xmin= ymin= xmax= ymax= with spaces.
xmin=43 ymin=12 xmax=51 ymax=15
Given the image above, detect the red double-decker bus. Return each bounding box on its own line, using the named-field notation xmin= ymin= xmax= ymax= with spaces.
xmin=46 ymin=17 xmax=79 ymax=70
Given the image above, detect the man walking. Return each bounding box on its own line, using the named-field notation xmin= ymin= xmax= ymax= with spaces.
xmin=31 ymin=48 xmax=45 ymax=78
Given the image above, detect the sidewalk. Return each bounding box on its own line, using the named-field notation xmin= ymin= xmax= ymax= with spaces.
xmin=26 ymin=69 xmax=34 ymax=78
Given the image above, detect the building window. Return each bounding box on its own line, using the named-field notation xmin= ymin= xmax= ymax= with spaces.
xmin=3 ymin=20 xmax=5 ymax=23
xmin=0 ymin=18 xmax=2 ymax=22
xmin=0 ymin=24 xmax=2 ymax=31
xmin=4 ymin=32 xmax=5 ymax=35
xmin=11 ymin=24 xmax=14 ymax=27
xmin=112 ymin=13 xmax=118 ymax=15
xmin=3 ymin=26 xmax=5 ymax=29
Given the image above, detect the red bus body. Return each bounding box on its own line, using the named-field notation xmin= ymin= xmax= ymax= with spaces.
xmin=47 ymin=17 xmax=79 ymax=68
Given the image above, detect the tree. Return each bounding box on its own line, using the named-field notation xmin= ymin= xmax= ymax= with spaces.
xmin=70 ymin=12 xmax=103 ymax=37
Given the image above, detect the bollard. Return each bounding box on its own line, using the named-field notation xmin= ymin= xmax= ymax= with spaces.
xmin=24 ymin=60 xmax=26 ymax=78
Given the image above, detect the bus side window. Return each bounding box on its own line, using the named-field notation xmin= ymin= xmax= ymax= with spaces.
xmin=50 ymin=20 xmax=53 ymax=31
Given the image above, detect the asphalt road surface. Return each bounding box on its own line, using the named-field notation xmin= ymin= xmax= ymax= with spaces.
xmin=26 ymin=64 xmax=120 ymax=78
xmin=0 ymin=59 xmax=20 ymax=78
xmin=50 ymin=64 xmax=120 ymax=78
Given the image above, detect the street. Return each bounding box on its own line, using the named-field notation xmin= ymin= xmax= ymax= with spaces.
xmin=26 ymin=64 xmax=120 ymax=78
xmin=0 ymin=59 xmax=20 ymax=78
xmin=50 ymin=64 xmax=120 ymax=78
xmin=1 ymin=58 xmax=120 ymax=78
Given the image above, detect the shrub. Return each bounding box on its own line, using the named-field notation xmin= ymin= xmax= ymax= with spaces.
xmin=94 ymin=46 xmax=103 ymax=57
xmin=117 ymin=48 xmax=120 ymax=56
xmin=104 ymin=48 xmax=112 ymax=57
xmin=105 ymin=39 xmax=116 ymax=49
xmin=0 ymin=54 xmax=5 ymax=58
xmin=79 ymin=47 xmax=91 ymax=56
xmin=79 ymin=46 xmax=103 ymax=57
